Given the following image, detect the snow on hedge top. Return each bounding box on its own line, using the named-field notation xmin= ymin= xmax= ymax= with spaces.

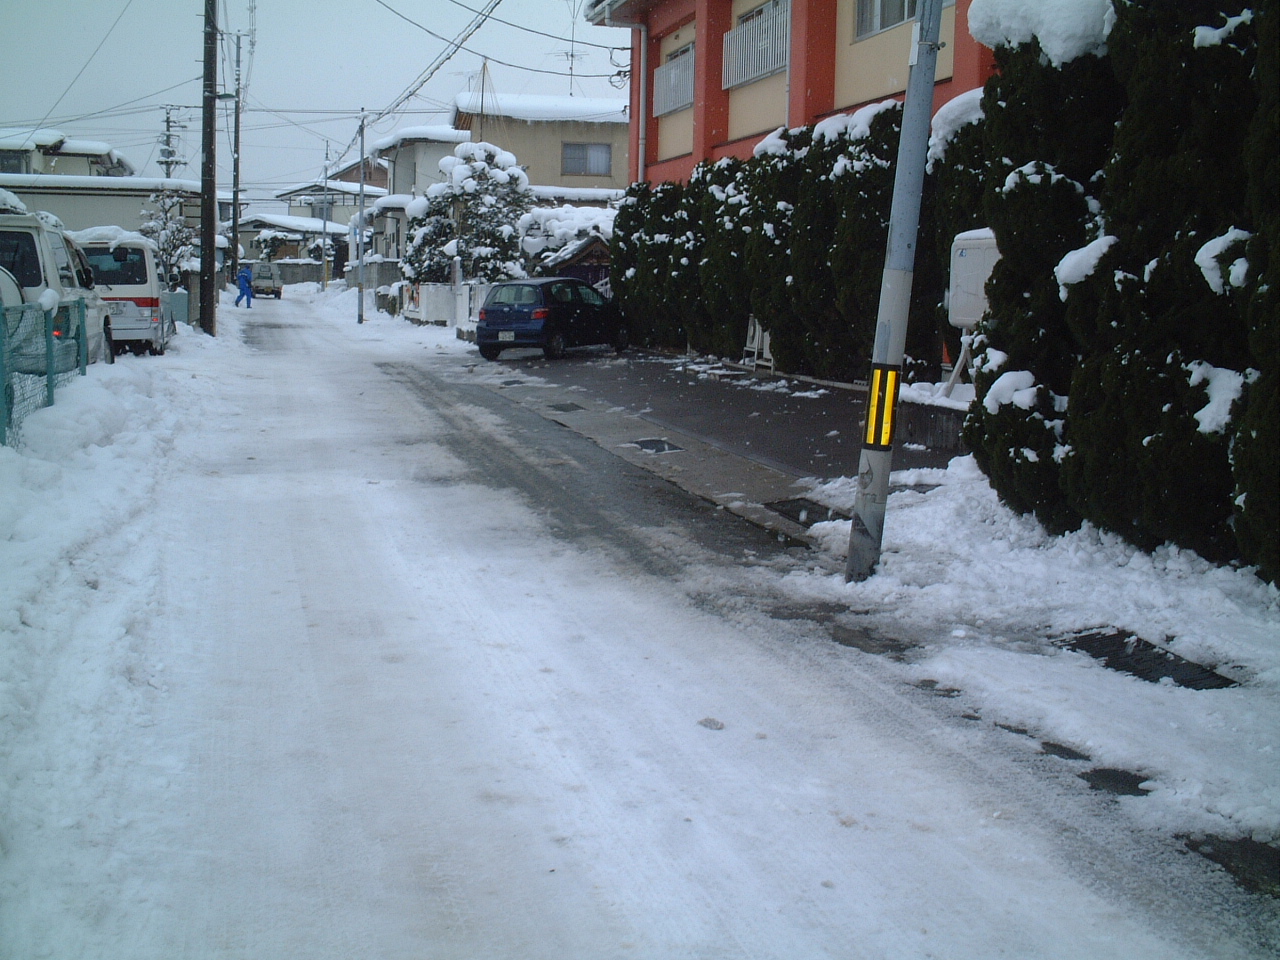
xmin=927 ymin=88 xmax=984 ymax=170
xmin=454 ymin=92 xmax=628 ymax=124
xmin=753 ymin=99 xmax=900 ymax=160
xmin=968 ymin=0 xmax=1116 ymax=66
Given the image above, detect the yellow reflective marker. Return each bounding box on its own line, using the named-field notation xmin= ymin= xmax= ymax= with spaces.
xmin=863 ymin=364 xmax=901 ymax=449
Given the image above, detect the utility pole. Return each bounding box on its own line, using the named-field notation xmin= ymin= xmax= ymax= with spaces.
xmin=845 ymin=0 xmax=945 ymax=581
xmin=357 ymin=112 xmax=366 ymax=324
xmin=320 ymin=144 xmax=330 ymax=291
xmin=230 ymin=33 xmax=243 ymax=285
xmin=158 ymin=106 xmax=187 ymax=178
xmin=200 ymin=0 xmax=218 ymax=336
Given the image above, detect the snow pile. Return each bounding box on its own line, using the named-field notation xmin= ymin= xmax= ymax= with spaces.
xmin=1054 ymin=234 xmax=1118 ymax=300
xmin=519 ymin=204 xmax=616 ymax=260
xmin=1193 ymin=227 xmax=1251 ymax=294
xmin=968 ymin=0 xmax=1116 ymax=66
xmin=1192 ymin=9 xmax=1254 ymax=48
xmin=0 ymin=187 xmax=27 ymax=213
xmin=1185 ymin=361 xmax=1250 ymax=435
xmin=927 ymin=88 xmax=985 ymax=170
xmin=66 ymin=225 xmax=157 ymax=251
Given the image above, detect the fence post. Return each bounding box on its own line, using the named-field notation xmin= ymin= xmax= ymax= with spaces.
xmin=44 ymin=306 xmax=56 ymax=408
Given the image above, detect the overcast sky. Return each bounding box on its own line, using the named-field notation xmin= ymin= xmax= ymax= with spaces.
xmin=0 ymin=0 xmax=631 ymax=208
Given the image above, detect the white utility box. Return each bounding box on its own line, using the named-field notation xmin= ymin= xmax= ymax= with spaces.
xmin=948 ymin=228 xmax=1000 ymax=330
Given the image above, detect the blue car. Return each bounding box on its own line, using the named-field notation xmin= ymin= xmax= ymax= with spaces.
xmin=476 ymin=277 xmax=628 ymax=361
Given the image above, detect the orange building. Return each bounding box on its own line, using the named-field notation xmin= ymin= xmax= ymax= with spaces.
xmin=587 ymin=0 xmax=996 ymax=184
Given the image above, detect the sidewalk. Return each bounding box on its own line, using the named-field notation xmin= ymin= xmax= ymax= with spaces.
xmin=467 ymin=348 xmax=968 ymax=544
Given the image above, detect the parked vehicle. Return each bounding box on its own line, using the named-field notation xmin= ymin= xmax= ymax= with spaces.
xmin=0 ymin=210 xmax=111 ymax=364
xmin=250 ymin=261 xmax=283 ymax=298
xmin=74 ymin=227 xmax=174 ymax=356
xmin=476 ymin=277 xmax=627 ymax=361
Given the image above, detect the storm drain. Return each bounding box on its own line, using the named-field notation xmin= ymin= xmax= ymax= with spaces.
xmin=501 ymin=379 xmax=524 ymax=387
xmin=549 ymin=402 xmax=585 ymax=413
xmin=765 ymin=498 xmax=851 ymax=528
xmin=1053 ymin=629 xmax=1237 ymax=690
xmin=630 ymin=438 xmax=683 ymax=454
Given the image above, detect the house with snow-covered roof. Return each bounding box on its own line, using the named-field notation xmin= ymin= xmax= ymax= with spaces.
xmin=0 ymin=128 xmax=136 ymax=177
xmin=274 ymin=179 xmax=388 ymax=227
xmin=449 ymin=92 xmax=630 ymax=193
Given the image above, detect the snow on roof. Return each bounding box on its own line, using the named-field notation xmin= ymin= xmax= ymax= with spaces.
xmin=0 ymin=187 xmax=27 ymax=213
xmin=66 ymin=225 xmax=157 ymax=251
xmin=239 ymin=212 xmax=350 ymax=235
xmin=0 ymin=172 xmax=216 ymax=195
xmin=528 ymin=185 xmax=625 ymax=203
xmin=370 ymin=125 xmax=472 ymax=152
xmin=453 ymin=92 xmax=628 ymax=125
xmin=0 ymin=127 xmax=66 ymax=150
xmin=968 ymin=0 xmax=1115 ymax=67
xmin=274 ymin=179 xmax=389 ymax=200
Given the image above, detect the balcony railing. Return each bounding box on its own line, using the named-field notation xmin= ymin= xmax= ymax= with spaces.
xmin=653 ymin=51 xmax=695 ymax=116
xmin=722 ymin=2 xmax=790 ymax=89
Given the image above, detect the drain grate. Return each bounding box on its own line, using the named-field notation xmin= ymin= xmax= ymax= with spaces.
xmin=765 ymin=498 xmax=851 ymax=528
xmin=1183 ymin=836 xmax=1280 ymax=898
xmin=631 ymin=438 xmax=683 ymax=454
xmin=549 ymin=402 xmax=585 ymax=413
xmin=1053 ymin=629 xmax=1237 ymax=690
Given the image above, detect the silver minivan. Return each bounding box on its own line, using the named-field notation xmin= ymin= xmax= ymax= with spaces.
xmin=73 ymin=227 xmax=174 ymax=356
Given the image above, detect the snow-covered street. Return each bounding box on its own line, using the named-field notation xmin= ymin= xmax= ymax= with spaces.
xmin=2 ymin=287 xmax=1276 ymax=958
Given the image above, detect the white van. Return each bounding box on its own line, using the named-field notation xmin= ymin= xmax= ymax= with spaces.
xmin=72 ymin=226 xmax=174 ymax=356
xmin=0 ymin=207 xmax=111 ymax=364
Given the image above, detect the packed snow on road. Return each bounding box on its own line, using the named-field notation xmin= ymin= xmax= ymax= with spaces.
xmin=1 ymin=285 xmax=1276 ymax=958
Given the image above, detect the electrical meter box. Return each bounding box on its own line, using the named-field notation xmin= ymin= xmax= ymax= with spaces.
xmin=948 ymin=228 xmax=1000 ymax=330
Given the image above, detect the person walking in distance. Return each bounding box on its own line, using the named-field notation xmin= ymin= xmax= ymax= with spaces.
xmin=235 ymin=264 xmax=254 ymax=308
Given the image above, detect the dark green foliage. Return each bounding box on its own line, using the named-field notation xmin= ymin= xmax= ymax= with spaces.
xmin=963 ymin=39 xmax=1123 ymax=533
xmin=401 ymin=195 xmax=454 ymax=283
xmin=613 ymin=181 xmax=688 ymax=349
xmin=1233 ymin=0 xmax=1280 ymax=581
xmin=1060 ymin=0 xmax=1259 ymax=564
xmin=692 ymin=160 xmax=753 ymax=357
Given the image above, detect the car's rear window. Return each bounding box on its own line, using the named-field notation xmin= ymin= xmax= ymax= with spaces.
xmin=84 ymin=247 xmax=149 ymax=286
xmin=0 ymin=231 xmax=42 ymax=286
xmin=486 ymin=284 xmax=542 ymax=306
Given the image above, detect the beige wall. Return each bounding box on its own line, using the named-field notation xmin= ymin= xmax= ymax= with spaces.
xmin=478 ymin=118 xmax=630 ymax=190
xmin=656 ymin=22 xmax=696 ymax=162
xmin=834 ymin=2 xmax=955 ymax=108
xmin=728 ymin=71 xmax=788 ymax=141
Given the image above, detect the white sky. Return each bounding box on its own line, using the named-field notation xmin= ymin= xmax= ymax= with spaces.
xmin=0 ymin=0 xmax=630 ymax=205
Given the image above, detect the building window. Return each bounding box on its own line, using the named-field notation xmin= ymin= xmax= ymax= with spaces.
xmin=562 ymin=143 xmax=612 ymax=177
xmin=0 ymin=150 xmax=29 ymax=174
xmin=722 ymin=0 xmax=790 ymax=89
xmin=654 ymin=43 xmax=695 ymax=116
xmin=856 ymin=0 xmax=916 ymax=37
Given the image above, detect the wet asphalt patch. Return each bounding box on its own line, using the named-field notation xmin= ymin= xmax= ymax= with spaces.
xmin=1054 ymin=628 xmax=1238 ymax=690
xmin=765 ymin=497 xmax=851 ymax=528
xmin=1182 ymin=836 xmax=1280 ymax=898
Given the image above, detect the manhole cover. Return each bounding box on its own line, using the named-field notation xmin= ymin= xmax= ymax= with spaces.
xmin=765 ymin=498 xmax=851 ymax=528
xmin=1080 ymin=768 xmax=1151 ymax=796
xmin=1053 ymin=629 xmax=1237 ymax=690
xmin=632 ymin=438 xmax=682 ymax=453
xmin=549 ymin=402 xmax=585 ymax=413
xmin=501 ymin=379 xmax=524 ymax=387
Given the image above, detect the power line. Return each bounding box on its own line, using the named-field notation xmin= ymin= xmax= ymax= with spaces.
xmin=436 ymin=0 xmax=627 ymax=50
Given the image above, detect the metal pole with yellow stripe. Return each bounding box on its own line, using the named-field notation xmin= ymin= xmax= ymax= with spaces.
xmin=846 ymin=0 xmax=944 ymax=582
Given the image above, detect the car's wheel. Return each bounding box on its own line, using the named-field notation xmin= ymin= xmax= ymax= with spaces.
xmin=613 ymin=324 xmax=629 ymax=354
xmin=275 ymin=290 xmax=282 ymax=299
xmin=478 ymin=345 xmax=502 ymax=361
xmin=543 ymin=328 xmax=566 ymax=360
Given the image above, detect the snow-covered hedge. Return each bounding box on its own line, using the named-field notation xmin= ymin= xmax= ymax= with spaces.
xmin=613 ymin=0 xmax=1278 ymax=583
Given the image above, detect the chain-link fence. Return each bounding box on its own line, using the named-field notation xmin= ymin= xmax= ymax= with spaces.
xmin=1 ymin=299 xmax=88 ymax=446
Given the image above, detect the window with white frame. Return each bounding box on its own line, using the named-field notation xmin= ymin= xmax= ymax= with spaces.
xmin=856 ymin=0 xmax=916 ymax=37
xmin=722 ymin=0 xmax=790 ymax=89
xmin=562 ymin=142 xmax=612 ymax=177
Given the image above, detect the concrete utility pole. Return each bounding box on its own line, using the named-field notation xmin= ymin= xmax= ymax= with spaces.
xmin=158 ymin=106 xmax=187 ymax=178
xmin=230 ymin=33 xmax=243 ymax=285
xmin=199 ymin=0 xmax=218 ymax=335
xmin=845 ymin=0 xmax=945 ymax=581
xmin=320 ymin=144 xmax=330 ymax=291
xmin=357 ymin=112 xmax=366 ymax=324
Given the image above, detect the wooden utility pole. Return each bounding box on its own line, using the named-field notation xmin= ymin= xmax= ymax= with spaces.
xmin=200 ymin=0 xmax=218 ymax=335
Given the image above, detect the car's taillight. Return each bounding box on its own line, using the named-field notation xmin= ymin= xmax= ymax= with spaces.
xmin=129 ymin=297 xmax=160 ymax=308
xmin=478 ymin=308 xmax=488 ymax=321
xmin=531 ymin=307 xmax=550 ymax=320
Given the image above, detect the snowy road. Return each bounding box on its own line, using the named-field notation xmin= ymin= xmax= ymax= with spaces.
xmin=2 ymin=290 xmax=1275 ymax=958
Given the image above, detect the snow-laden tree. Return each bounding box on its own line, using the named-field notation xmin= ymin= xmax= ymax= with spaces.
xmin=255 ymin=229 xmax=291 ymax=262
xmin=401 ymin=142 xmax=533 ymax=284
xmin=138 ymin=189 xmax=195 ymax=283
